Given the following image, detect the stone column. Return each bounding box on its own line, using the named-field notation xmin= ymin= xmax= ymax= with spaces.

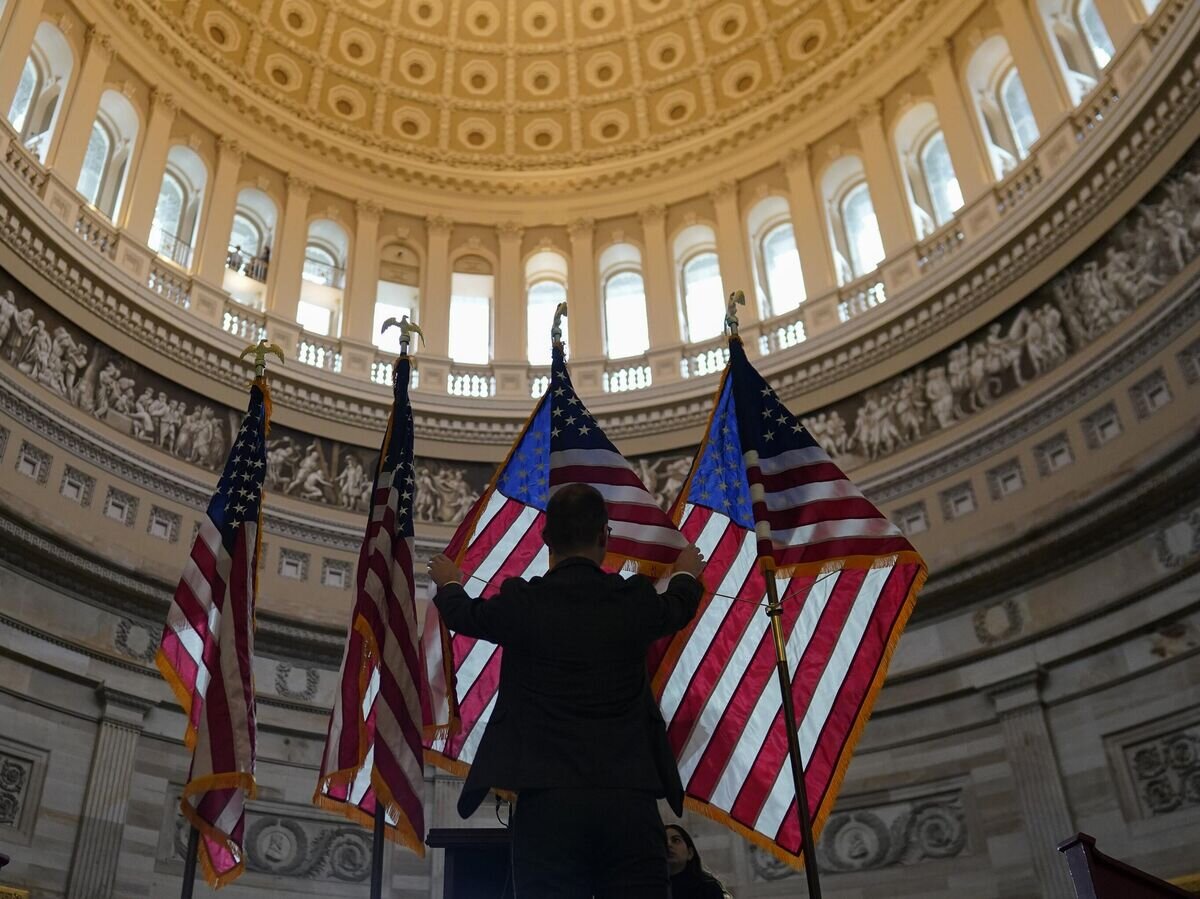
xmin=266 ymin=174 xmax=313 ymax=323
xmin=995 ymin=0 xmax=1072 ymax=134
xmin=493 ymin=222 xmax=525 ymax=364
xmin=854 ymin=101 xmax=914 ymax=254
xmin=121 ymin=90 xmax=178 ymax=241
xmin=710 ymin=182 xmax=757 ymax=325
xmin=419 ymin=216 xmax=453 ymax=358
xmin=193 ymin=137 xmax=244 ymax=284
xmin=638 ymin=205 xmax=681 ymax=348
xmin=987 ymin=671 xmax=1075 ymax=899
xmin=924 ymin=43 xmax=993 ymax=203
xmin=46 ymin=27 xmax=113 ymax=187
xmin=566 ymin=218 xmax=602 ymax=359
xmin=638 ymin=204 xmax=683 ymax=384
xmin=342 ymin=199 xmax=382 ymax=343
xmin=782 ymin=147 xmax=836 ymax=299
xmin=66 ymin=686 xmax=153 ymax=899
xmin=0 ymin=0 xmax=45 ymax=115
xmin=1091 ymin=0 xmax=1143 ymax=50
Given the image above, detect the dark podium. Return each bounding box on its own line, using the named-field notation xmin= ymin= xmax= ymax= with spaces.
xmin=427 ymin=828 xmax=513 ymax=899
xmin=1058 ymin=833 xmax=1194 ymax=898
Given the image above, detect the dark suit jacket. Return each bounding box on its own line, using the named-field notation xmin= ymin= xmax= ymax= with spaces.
xmin=433 ymin=557 xmax=703 ymax=819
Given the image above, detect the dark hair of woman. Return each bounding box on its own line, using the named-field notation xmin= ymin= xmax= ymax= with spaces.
xmin=666 ymin=824 xmax=729 ymax=899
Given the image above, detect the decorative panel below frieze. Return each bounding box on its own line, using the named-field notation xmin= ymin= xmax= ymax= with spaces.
xmin=749 ymin=784 xmax=970 ymax=881
xmin=1108 ymin=709 xmax=1200 ymax=820
xmin=156 ymin=788 xmax=413 ymax=892
xmin=0 ymin=736 xmax=49 ymax=845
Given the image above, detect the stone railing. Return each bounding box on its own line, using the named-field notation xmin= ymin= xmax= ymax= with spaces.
xmin=75 ymin=206 xmax=118 ymax=260
xmin=447 ymin=367 xmax=495 ymax=398
xmin=0 ymin=0 xmax=1192 ymax=444
xmin=222 ymin=300 xmax=267 ymax=342
xmin=603 ymin=362 xmax=652 ymax=393
xmin=298 ymin=333 xmax=342 ymax=373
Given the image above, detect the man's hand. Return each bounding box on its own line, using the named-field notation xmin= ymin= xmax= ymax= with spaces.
xmin=428 ymin=553 xmax=465 ymax=588
xmin=673 ymin=543 xmax=705 ymax=578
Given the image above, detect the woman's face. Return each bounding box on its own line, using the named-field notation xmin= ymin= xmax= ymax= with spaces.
xmin=666 ymin=828 xmax=694 ymax=875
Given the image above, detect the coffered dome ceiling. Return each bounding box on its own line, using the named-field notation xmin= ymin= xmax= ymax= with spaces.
xmin=125 ymin=0 xmax=927 ymax=186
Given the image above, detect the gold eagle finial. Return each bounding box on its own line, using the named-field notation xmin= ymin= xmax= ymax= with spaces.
xmin=239 ymin=338 xmax=286 ymax=377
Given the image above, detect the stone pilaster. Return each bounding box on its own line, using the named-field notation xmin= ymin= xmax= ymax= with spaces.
xmin=854 ymin=100 xmax=914 ymax=254
xmin=987 ymin=670 xmax=1075 ymax=899
xmin=638 ymin=204 xmax=683 ymax=384
xmin=193 ymin=137 xmax=245 ymax=285
xmin=342 ymin=199 xmax=383 ymax=343
xmin=923 ymin=43 xmax=993 ymax=202
xmin=782 ymin=146 xmax=837 ymax=300
xmin=995 ymin=0 xmax=1072 ymax=133
xmin=709 ymin=182 xmax=757 ymax=325
xmin=122 ymin=90 xmax=178 ymax=241
xmin=493 ymin=221 xmax=525 ymax=365
xmin=66 ymin=685 xmax=153 ymax=899
xmin=419 ymin=215 xmax=454 ymax=363
xmin=266 ymin=174 xmax=313 ymax=322
xmin=566 ymin=218 xmax=602 ymax=358
xmin=46 ymin=27 xmax=113 ymax=188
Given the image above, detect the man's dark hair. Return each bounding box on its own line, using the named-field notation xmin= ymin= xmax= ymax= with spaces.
xmin=542 ymin=483 xmax=608 ymax=556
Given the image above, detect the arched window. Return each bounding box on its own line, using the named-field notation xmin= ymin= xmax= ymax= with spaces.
xmin=821 ymin=157 xmax=885 ymax=284
xmin=77 ymin=121 xmax=112 ymax=207
xmin=599 ymin=242 xmax=649 ymax=358
xmin=672 ymin=224 xmax=723 ymax=342
xmin=681 ymin=253 xmax=724 ymax=342
xmin=77 ymin=90 xmax=138 ymax=219
xmin=604 ymin=272 xmax=649 ymax=358
xmin=524 ymin=250 xmax=569 ymax=365
xmin=919 ymin=133 xmax=962 ymax=227
xmin=746 ymin=196 xmax=804 ymax=318
xmin=1000 ymin=69 xmax=1038 ymax=158
xmin=842 ymin=184 xmax=886 ymax=278
xmin=302 ymin=245 xmax=339 ymax=287
xmin=298 ymin=219 xmax=349 ymax=336
xmin=374 ymin=242 xmax=421 ymax=355
xmin=7 ymin=23 xmax=73 ymax=161
xmin=448 ymin=256 xmax=493 ymax=364
xmin=149 ymin=173 xmax=184 ymax=254
xmin=762 ymin=225 xmax=804 ymax=314
xmin=8 ymin=58 xmax=39 ymax=134
xmin=967 ymin=37 xmax=1040 ymax=179
xmin=1076 ymin=0 xmax=1115 ymax=68
xmin=148 ymin=147 xmax=207 ymax=267
xmin=229 ymin=214 xmax=262 ymax=258
xmin=1036 ymin=0 xmax=1112 ymax=103
xmin=226 ymin=188 xmax=278 ymax=296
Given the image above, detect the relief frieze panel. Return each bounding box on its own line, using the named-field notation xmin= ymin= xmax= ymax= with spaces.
xmin=0 ymin=264 xmax=491 ymax=523
xmin=749 ymin=788 xmax=970 ymax=880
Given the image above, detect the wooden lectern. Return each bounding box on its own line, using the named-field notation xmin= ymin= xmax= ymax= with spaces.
xmin=427 ymin=827 xmax=513 ymax=899
xmin=1058 ymin=833 xmax=1194 ymax=898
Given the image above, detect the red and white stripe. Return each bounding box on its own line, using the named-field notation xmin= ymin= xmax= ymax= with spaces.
xmin=745 ymin=448 xmax=912 ymax=566
xmin=652 ymin=502 xmax=922 ymax=860
xmin=316 ymin=469 xmax=428 ymax=853
xmin=157 ymin=515 xmax=258 ymax=885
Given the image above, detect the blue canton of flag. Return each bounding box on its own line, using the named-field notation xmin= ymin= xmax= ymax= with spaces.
xmin=211 ymin=387 xmax=268 ymax=551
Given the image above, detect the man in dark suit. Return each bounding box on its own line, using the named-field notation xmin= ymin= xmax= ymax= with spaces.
xmin=428 ymin=483 xmax=705 ymax=898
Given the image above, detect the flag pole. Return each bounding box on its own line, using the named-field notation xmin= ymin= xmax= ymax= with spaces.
xmin=370 ymin=801 xmax=386 ymax=899
xmin=180 ymin=825 xmax=199 ymax=899
xmin=763 ymin=574 xmax=823 ymax=899
xmin=724 ymin=291 xmax=822 ymax=896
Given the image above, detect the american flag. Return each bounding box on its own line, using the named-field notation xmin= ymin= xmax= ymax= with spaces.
xmin=423 ymin=342 xmax=687 ymax=766
xmin=649 ymin=337 xmax=926 ymax=867
xmin=314 ymin=356 xmax=428 ymax=855
xmin=156 ymin=379 xmax=269 ymax=887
